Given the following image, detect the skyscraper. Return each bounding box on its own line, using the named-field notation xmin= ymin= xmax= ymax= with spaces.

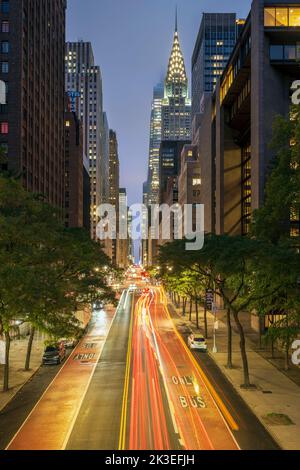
xmin=146 ymin=83 xmax=164 ymax=205
xmin=107 ymin=130 xmax=119 ymax=265
xmin=108 ymin=130 xmax=119 ymax=209
xmin=161 ymin=16 xmax=192 ymax=141
xmin=0 ymin=0 xmax=66 ymax=208
xmin=65 ymin=41 xmax=104 ymax=239
xmin=143 ymin=13 xmax=192 ymax=266
xmin=101 ymin=112 xmax=110 ymax=205
xmin=192 ymin=13 xmax=240 ymax=119
xmin=64 ymin=109 xmax=83 ymax=228
xmin=117 ymin=188 xmax=130 ymax=269
xmin=194 ymin=0 xmax=300 ymax=237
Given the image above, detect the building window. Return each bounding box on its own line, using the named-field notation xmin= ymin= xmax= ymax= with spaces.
xmin=289 ymin=8 xmax=300 ymax=26
xmin=241 ymin=145 xmax=252 ymax=236
xmin=1 ymin=1 xmax=9 ymax=14
xmin=0 ymin=142 xmax=8 ymax=154
xmin=270 ymin=45 xmax=284 ymax=60
xmin=1 ymin=41 xmax=9 ymax=53
xmin=284 ymin=45 xmax=296 ymax=60
xmin=270 ymin=44 xmax=297 ymax=61
xmin=265 ymin=8 xmax=276 ymax=26
xmin=1 ymin=21 xmax=9 ymax=33
xmin=265 ymin=7 xmax=300 ymax=27
xmin=0 ymin=121 xmax=8 ymax=134
xmin=276 ymin=8 xmax=288 ymax=27
xmin=1 ymin=62 xmax=9 ymax=73
xmin=192 ymin=178 xmax=202 ymax=186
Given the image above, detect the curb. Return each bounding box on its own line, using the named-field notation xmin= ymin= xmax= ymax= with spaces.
xmin=0 ymin=364 xmax=42 ymax=414
xmin=167 ymin=298 xmax=285 ymax=450
xmin=205 ymin=350 xmax=283 ymax=450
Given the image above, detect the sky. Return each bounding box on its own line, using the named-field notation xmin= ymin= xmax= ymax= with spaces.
xmin=67 ymin=0 xmax=251 ymax=206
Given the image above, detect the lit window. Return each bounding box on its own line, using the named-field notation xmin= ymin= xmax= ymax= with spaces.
xmin=1 ymin=122 xmax=8 ymax=134
xmin=1 ymin=41 xmax=9 ymax=53
xmin=264 ymin=8 xmax=276 ymax=26
xmin=65 ymin=121 xmax=70 ymax=127
xmin=1 ymin=1 xmax=9 ymax=14
xmin=1 ymin=21 xmax=9 ymax=33
xmin=289 ymin=8 xmax=300 ymax=27
xmin=1 ymin=62 xmax=8 ymax=73
xmin=192 ymin=178 xmax=202 ymax=186
xmin=276 ymin=8 xmax=288 ymax=26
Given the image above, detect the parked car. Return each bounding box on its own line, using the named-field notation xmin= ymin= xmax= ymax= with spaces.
xmin=61 ymin=337 xmax=78 ymax=349
xmin=188 ymin=334 xmax=208 ymax=352
xmin=93 ymin=301 xmax=104 ymax=310
xmin=42 ymin=342 xmax=66 ymax=365
xmin=129 ymin=284 xmax=137 ymax=291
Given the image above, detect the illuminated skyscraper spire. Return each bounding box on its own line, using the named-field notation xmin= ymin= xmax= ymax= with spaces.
xmin=162 ymin=10 xmax=191 ymax=141
xmin=166 ymin=12 xmax=187 ymax=87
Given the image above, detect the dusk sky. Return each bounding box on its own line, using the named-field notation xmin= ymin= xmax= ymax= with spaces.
xmin=67 ymin=0 xmax=251 ymax=205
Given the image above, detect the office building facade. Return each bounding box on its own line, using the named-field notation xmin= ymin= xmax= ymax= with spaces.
xmin=107 ymin=129 xmax=119 ymax=265
xmin=0 ymin=0 xmax=66 ymax=208
xmin=146 ymin=83 xmax=164 ymax=206
xmin=64 ymin=110 xmax=83 ymax=228
xmin=192 ymin=13 xmax=240 ymax=120
xmin=65 ymin=41 xmax=104 ymax=239
xmin=117 ymin=188 xmax=130 ymax=269
xmin=159 ymin=140 xmax=189 ymax=204
xmin=101 ymin=112 xmax=110 ymax=205
xmin=196 ymin=0 xmax=300 ymax=237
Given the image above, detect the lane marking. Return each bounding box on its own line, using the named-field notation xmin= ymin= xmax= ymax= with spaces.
xmin=160 ymin=287 xmax=240 ymax=434
xmin=147 ymin=292 xmax=182 ymax=447
xmin=61 ymin=300 xmax=125 ymax=449
xmin=118 ymin=293 xmax=135 ymax=450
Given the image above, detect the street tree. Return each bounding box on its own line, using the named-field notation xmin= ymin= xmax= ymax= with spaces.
xmin=159 ymin=235 xmax=291 ymax=387
xmin=0 ymin=176 xmax=115 ymax=390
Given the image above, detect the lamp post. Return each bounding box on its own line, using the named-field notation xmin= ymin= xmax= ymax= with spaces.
xmin=212 ymin=302 xmax=218 ymax=354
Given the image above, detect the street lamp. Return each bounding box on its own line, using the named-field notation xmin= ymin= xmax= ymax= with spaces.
xmin=212 ymin=302 xmax=218 ymax=354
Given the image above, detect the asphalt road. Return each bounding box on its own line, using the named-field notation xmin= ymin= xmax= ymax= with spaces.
xmin=0 ymin=284 xmax=280 ymax=451
xmin=66 ymin=290 xmax=133 ymax=450
xmin=6 ymin=308 xmax=115 ymax=450
xmin=0 ymin=355 xmax=70 ymax=450
xmin=125 ymin=293 xmax=181 ymax=450
xmin=126 ymin=288 xmax=239 ymax=450
xmin=168 ymin=303 xmax=281 ymax=450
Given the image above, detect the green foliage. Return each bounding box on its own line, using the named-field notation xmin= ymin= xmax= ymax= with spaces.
xmin=251 ymin=105 xmax=300 ymax=244
xmin=0 ymin=175 xmax=115 ymax=390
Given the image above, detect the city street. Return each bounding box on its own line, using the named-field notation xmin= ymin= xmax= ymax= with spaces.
xmin=125 ymin=288 xmax=239 ymax=450
xmin=1 ymin=0 xmax=299 ymax=459
xmin=3 ymin=302 xmax=117 ymax=450
xmin=123 ymin=286 xmax=278 ymax=451
xmin=0 ymin=283 xmax=279 ymax=451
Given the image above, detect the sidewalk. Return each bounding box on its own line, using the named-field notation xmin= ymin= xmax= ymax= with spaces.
xmin=169 ymin=298 xmax=300 ymax=450
xmin=0 ymin=335 xmax=44 ymax=412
